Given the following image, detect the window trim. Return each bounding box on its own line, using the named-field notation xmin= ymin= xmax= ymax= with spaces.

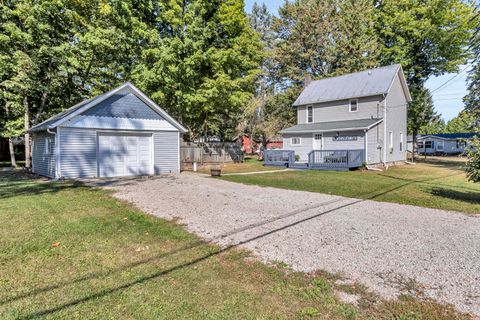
xmin=349 ymin=99 xmax=358 ymax=112
xmin=388 ymin=131 xmax=393 ymax=149
xmin=437 ymin=141 xmax=444 ymax=151
xmin=306 ymin=105 xmax=313 ymax=123
xmin=291 ymin=137 xmax=302 ymax=146
xmin=44 ymin=137 xmax=51 ymax=155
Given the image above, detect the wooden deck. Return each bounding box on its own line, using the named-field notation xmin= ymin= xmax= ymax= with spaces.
xmin=264 ymin=149 xmax=364 ymax=171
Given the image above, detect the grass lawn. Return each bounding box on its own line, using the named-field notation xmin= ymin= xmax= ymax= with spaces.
xmin=222 ymin=158 xmax=480 ymax=214
xmin=197 ymin=156 xmax=283 ymax=174
xmin=0 ymin=172 xmax=469 ymax=319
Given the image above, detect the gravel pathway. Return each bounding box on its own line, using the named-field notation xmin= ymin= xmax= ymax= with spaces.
xmin=98 ymin=173 xmax=480 ymax=317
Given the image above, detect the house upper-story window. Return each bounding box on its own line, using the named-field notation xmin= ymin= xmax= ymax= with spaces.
xmin=388 ymin=131 xmax=393 ymax=149
xmin=349 ymin=99 xmax=358 ymax=112
xmin=307 ymin=106 xmax=313 ymax=123
xmin=291 ymin=137 xmax=301 ymax=145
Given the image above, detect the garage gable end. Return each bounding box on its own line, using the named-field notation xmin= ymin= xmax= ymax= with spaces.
xmin=83 ymin=91 xmax=164 ymax=120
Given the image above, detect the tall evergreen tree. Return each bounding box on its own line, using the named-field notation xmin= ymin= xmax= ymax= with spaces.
xmin=273 ymin=0 xmax=379 ymax=86
xmin=408 ymin=86 xmax=442 ymax=140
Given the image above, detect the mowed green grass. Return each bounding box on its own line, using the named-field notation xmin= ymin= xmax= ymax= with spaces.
xmin=198 ymin=156 xmax=282 ymax=174
xmin=222 ymin=159 xmax=480 ymax=214
xmin=0 ymin=172 xmax=469 ymax=319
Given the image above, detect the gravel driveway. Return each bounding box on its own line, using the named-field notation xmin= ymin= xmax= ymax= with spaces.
xmin=99 ymin=173 xmax=480 ymax=317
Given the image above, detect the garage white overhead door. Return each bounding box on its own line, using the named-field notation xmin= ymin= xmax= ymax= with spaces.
xmin=98 ymin=132 xmax=153 ymax=178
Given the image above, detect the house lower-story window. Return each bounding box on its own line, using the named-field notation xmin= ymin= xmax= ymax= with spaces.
xmin=425 ymin=141 xmax=433 ymax=149
xmin=291 ymin=137 xmax=301 ymax=145
xmin=399 ymin=132 xmax=404 ymax=152
xmin=437 ymin=141 xmax=444 ymax=151
xmin=417 ymin=141 xmax=424 ymax=148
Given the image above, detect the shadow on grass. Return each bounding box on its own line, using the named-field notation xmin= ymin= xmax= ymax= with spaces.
xmin=1 ymin=170 xmax=471 ymax=319
xmin=0 ymin=173 xmax=82 ymax=200
xmin=430 ymin=188 xmax=480 ymax=205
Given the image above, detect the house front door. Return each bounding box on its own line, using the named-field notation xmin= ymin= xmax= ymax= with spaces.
xmin=313 ymin=133 xmax=323 ymax=150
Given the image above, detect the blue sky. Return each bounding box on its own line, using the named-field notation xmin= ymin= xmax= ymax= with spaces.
xmin=244 ymin=0 xmax=469 ymax=121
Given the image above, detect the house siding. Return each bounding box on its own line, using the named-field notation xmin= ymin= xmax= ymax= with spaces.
xmin=322 ymin=131 xmax=365 ymax=150
xmin=59 ymin=127 xmax=97 ymax=178
xmin=366 ymin=124 xmax=382 ymax=164
xmin=283 ymin=133 xmax=313 ymax=161
xmin=385 ymin=74 xmax=407 ymax=162
xmin=32 ymin=131 xmax=56 ymax=178
xmin=297 ymin=95 xmax=384 ymax=124
xmin=154 ymin=131 xmax=179 ymax=174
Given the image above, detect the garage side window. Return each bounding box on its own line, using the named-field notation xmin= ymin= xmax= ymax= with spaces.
xmin=291 ymin=137 xmax=301 ymax=145
xmin=44 ymin=137 xmax=53 ymax=155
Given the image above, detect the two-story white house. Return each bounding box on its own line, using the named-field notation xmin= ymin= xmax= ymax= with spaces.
xmin=280 ymin=64 xmax=412 ymax=166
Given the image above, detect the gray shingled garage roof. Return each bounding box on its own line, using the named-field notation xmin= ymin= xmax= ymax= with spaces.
xmin=293 ymin=64 xmax=410 ymax=106
xmin=280 ymin=118 xmax=383 ymax=134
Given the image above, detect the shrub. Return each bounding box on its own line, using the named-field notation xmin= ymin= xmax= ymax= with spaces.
xmin=465 ymin=138 xmax=480 ymax=183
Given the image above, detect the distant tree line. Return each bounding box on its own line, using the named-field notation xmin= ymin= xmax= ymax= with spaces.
xmin=0 ymin=0 xmax=478 ymax=169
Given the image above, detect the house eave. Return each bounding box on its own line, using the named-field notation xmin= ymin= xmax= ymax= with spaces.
xmin=280 ymin=119 xmax=383 ymax=134
xmin=292 ymin=93 xmax=387 ymax=107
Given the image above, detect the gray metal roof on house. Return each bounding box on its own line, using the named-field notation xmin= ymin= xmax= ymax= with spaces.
xmin=280 ymin=118 xmax=383 ymax=134
xmin=293 ymin=64 xmax=411 ymax=106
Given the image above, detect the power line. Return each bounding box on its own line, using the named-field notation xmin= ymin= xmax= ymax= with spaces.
xmin=430 ymin=65 xmax=471 ymax=93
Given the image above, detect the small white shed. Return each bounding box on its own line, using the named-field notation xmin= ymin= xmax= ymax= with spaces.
xmin=29 ymin=83 xmax=187 ymax=179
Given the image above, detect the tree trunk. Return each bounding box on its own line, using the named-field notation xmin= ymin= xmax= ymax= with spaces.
xmin=23 ymin=96 xmax=31 ymax=169
xmin=8 ymin=138 xmax=17 ymax=168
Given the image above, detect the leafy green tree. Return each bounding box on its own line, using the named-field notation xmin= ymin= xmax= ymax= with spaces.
xmin=465 ymin=139 xmax=480 ymax=182
xmin=464 ymin=5 xmax=480 ymax=128
xmin=375 ymin=0 xmax=474 ymax=86
xmin=445 ymin=111 xmax=477 ymax=133
xmin=0 ymin=0 xmax=156 ymax=166
xmin=419 ymin=117 xmax=446 ymax=134
xmin=134 ymin=0 xmax=262 ymax=141
xmin=375 ymin=0 xmax=476 ymax=145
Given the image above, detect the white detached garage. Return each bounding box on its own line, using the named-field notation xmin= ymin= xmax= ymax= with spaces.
xmin=29 ymin=83 xmax=187 ymax=179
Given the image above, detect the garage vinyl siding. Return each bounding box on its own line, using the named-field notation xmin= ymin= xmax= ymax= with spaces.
xmin=32 ymin=131 xmax=56 ymax=178
xmin=59 ymin=127 xmax=97 ymax=178
xmin=154 ymin=131 xmax=179 ymax=174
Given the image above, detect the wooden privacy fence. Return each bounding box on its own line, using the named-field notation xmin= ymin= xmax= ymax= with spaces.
xmin=180 ymin=142 xmax=244 ymax=166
